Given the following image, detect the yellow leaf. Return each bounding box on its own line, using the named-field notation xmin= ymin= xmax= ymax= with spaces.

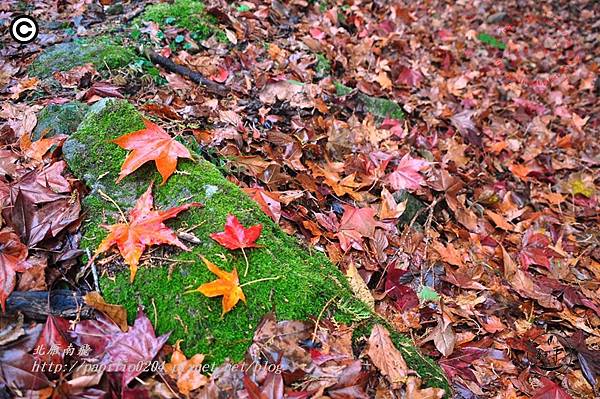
xmin=193 ymin=256 xmax=246 ymax=316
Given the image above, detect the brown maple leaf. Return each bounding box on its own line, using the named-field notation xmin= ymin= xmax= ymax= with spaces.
xmin=112 ymin=120 xmax=192 ymax=185
xmin=95 ymin=183 xmax=202 ymax=282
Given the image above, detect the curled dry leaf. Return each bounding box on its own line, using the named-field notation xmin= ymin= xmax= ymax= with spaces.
xmin=165 ymin=340 xmax=208 ymax=395
xmin=345 ymin=262 xmax=375 ymax=311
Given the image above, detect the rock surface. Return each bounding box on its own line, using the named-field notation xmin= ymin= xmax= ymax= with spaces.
xmin=62 ymin=99 xmax=447 ymax=390
xmin=29 ymin=37 xmax=136 ymax=78
xmin=33 ymin=102 xmax=89 ymax=140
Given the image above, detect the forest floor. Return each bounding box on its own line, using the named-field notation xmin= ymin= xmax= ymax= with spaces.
xmin=0 ymin=0 xmax=599 ymax=398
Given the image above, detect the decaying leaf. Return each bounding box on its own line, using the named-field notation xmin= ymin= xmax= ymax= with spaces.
xmin=345 ymin=262 xmax=375 ymax=311
xmin=0 ymin=231 xmax=30 ymax=312
xmin=84 ymin=291 xmax=129 ymax=332
xmin=165 ymin=340 xmax=208 ymax=395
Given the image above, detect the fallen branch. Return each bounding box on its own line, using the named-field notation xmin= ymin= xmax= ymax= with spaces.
xmin=145 ymin=50 xmax=229 ymax=96
xmin=5 ymin=290 xmax=94 ymax=320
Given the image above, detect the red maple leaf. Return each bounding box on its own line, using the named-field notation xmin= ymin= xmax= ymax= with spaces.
xmin=531 ymin=378 xmax=573 ymax=399
xmin=34 ymin=315 xmax=71 ymax=365
xmin=112 ymin=120 xmax=191 ymax=185
xmin=518 ymin=230 xmax=554 ymax=270
xmin=95 ymin=183 xmax=202 ymax=282
xmin=210 ymin=214 xmax=262 ymax=276
xmin=0 ymin=231 xmax=30 ymax=312
xmin=335 ymin=205 xmax=383 ymax=252
xmin=386 ymin=154 xmax=429 ymax=191
xmin=102 ymin=309 xmax=170 ymax=388
xmin=396 ymin=66 xmax=423 ymax=87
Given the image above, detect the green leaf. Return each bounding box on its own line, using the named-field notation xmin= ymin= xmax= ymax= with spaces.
xmin=477 ymin=32 xmax=506 ymax=50
xmin=418 ymin=286 xmax=440 ymax=303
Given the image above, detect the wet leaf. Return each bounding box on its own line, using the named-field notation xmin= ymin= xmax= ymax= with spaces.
xmin=0 ymin=231 xmax=30 ymax=312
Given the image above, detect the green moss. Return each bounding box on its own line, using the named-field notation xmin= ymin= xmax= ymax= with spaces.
xmin=63 ymin=99 xmax=446 ymax=391
xmin=315 ymin=53 xmax=331 ymax=76
xmin=476 ymin=32 xmax=506 ymax=50
xmin=334 ymin=82 xmax=405 ymax=120
xmin=141 ymin=0 xmax=223 ymax=41
xmin=29 ymin=37 xmax=136 ymax=78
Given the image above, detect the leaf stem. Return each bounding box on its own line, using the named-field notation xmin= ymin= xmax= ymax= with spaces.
xmin=98 ymin=189 xmax=127 ymax=223
xmin=312 ymin=295 xmax=338 ymax=343
xmin=241 ymin=247 xmax=250 ymax=277
xmin=239 ymin=275 xmax=281 ymax=288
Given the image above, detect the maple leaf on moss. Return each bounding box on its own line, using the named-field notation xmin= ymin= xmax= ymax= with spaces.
xmin=112 ymin=119 xmax=191 ymax=185
xmin=95 ymin=183 xmax=202 ymax=282
xmin=191 ymin=256 xmax=246 ymax=317
xmin=210 ymin=214 xmax=262 ymax=250
xmin=210 ymin=214 xmax=262 ymax=276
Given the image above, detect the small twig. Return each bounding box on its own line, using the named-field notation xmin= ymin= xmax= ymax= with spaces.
xmin=151 ymin=298 xmax=158 ymax=328
xmin=87 ymin=248 xmax=100 ymax=293
xmin=98 ymin=189 xmax=127 ymax=223
xmin=420 ymin=198 xmax=440 ymax=287
xmin=148 ymin=256 xmax=195 ymax=263
xmin=311 ymin=295 xmax=338 ymax=343
xmin=239 ymin=275 xmax=281 ymax=288
xmin=145 ymin=49 xmax=229 ymax=96
xmin=241 ymin=247 xmax=250 ymax=277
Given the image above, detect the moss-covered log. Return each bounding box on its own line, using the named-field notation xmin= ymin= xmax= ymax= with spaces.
xmin=62 ymin=99 xmax=448 ymax=391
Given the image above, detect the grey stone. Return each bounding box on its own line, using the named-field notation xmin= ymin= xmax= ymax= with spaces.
xmin=33 ymin=102 xmax=89 ymax=140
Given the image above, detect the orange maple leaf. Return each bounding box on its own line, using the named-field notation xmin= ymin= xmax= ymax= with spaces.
xmin=95 ymin=183 xmax=202 ymax=282
xmin=191 ymin=256 xmax=246 ymax=316
xmin=112 ymin=120 xmax=191 ymax=185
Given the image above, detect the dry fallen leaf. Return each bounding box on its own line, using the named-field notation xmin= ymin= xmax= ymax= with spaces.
xmin=345 ymin=262 xmax=375 ymax=311
xmin=84 ymin=291 xmax=128 ymax=332
xmin=366 ymin=324 xmax=409 ymax=388
xmin=164 ymin=340 xmax=208 ymax=395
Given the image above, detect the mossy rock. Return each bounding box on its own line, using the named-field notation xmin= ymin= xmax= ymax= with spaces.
xmin=335 ymin=81 xmax=405 ymax=120
xmin=33 ymin=102 xmax=89 ymax=140
xmin=62 ymin=99 xmax=448 ymax=392
xmin=29 ymin=37 xmax=136 ymax=78
xmin=140 ymin=0 xmax=223 ymax=41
